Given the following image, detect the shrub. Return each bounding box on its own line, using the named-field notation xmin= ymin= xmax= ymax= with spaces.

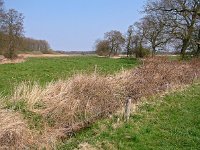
xmin=135 ymin=46 xmax=150 ymax=58
xmin=95 ymin=40 xmax=110 ymax=56
xmin=3 ymin=50 xmax=18 ymax=59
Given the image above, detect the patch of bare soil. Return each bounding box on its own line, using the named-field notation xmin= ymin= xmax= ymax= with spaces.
xmin=0 ymin=55 xmax=25 ymax=64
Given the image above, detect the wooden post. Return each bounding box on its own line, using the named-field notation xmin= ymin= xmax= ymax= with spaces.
xmin=166 ymin=83 xmax=169 ymax=92
xmin=125 ymin=96 xmax=132 ymax=121
xmin=193 ymin=73 xmax=197 ymax=84
xmin=94 ymin=65 xmax=97 ymax=74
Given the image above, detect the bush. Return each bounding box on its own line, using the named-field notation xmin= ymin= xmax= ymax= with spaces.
xmin=95 ymin=40 xmax=110 ymax=56
xmin=3 ymin=50 xmax=18 ymax=59
xmin=135 ymin=46 xmax=150 ymax=58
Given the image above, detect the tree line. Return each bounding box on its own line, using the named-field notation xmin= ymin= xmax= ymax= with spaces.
xmin=20 ymin=38 xmax=50 ymax=53
xmin=96 ymin=0 xmax=200 ymax=58
xmin=0 ymin=0 xmax=51 ymax=59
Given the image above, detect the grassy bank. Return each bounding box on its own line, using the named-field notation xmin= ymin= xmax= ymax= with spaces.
xmin=0 ymin=57 xmax=199 ymax=149
xmin=58 ymin=83 xmax=200 ymax=150
xmin=0 ymin=56 xmax=139 ymax=95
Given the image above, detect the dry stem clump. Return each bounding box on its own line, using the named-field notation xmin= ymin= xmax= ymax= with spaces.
xmin=123 ymin=57 xmax=200 ymax=101
xmin=40 ymin=74 xmax=122 ymax=127
xmin=0 ymin=110 xmax=35 ymax=150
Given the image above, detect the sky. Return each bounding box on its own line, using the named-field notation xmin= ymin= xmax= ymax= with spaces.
xmin=5 ymin=0 xmax=146 ymax=51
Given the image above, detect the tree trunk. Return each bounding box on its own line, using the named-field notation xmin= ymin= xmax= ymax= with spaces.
xmin=181 ymin=38 xmax=189 ymax=58
xmin=109 ymin=46 xmax=113 ymax=57
xmin=127 ymin=48 xmax=129 ymax=57
xmin=109 ymin=41 xmax=114 ymax=57
xmin=197 ymin=45 xmax=200 ymax=57
xmin=181 ymin=11 xmax=197 ymax=58
xmin=8 ymin=41 xmax=15 ymax=59
xmin=197 ymin=29 xmax=200 ymax=57
xmin=152 ymin=46 xmax=156 ymax=57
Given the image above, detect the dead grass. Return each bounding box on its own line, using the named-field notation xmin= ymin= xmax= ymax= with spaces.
xmin=0 ymin=57 xmax=200 ymax=149
xmin=0 ymin=56 xmax=25 ymax=64
xmin=11 ymin=74 xmax=122 ymax=127
xmin=0 ymin=110 xmax=34 ymax=150
xmin=124 ymin=57 xmax=200 ymax=102
xmin=0 ymin=54 xmax=70 ymax=65
xmin=18 ymin=54 xmax=69 ymax=58
xmin=76 ymin=142 xmax=97 ymax=150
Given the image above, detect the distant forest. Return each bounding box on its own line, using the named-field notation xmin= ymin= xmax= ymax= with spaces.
xmin=0 ymin=0 xmax=51 ymax=58
xmin=0 ymin=35 xmax=51 ymax=54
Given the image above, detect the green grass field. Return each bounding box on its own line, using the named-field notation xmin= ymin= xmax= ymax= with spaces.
xmin=58 ymin=83 xmax=200 ymax=150
xmin=0 ymin=56 xmax=139 ymax=95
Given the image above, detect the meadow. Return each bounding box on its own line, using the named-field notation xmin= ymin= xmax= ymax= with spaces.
xmin=0 ymin=56 xmax=139 ymax=95
xmin=0 ymin=56 xmax=200 ymax=150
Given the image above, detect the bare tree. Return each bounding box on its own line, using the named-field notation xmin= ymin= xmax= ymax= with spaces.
xmin=197 ymin=11 xmax=200 ymax=57
xmin=197 ymin=27 xmax=200 ymax=56
xmin=0 ymin=0 xmax=5 ymax=53
xmin=141 ymin=15 xmax=170 ymax=56
xmin=104 ymin=30 xmax=125 ymax=56
xmin=0 ymin=0 xmax=4 ymax=18
xmin=145 ymin=0 xmax=200 ymax=58
xmin=134 ymin=21 xmax=147 ymax=46
xmin=125 ymin=25 xmax=134 ymax=57
xmin=133 ymin=21 xmax=149 ymax=58
xmin=95 ymin=39 xmax=110 ymax=56
xmin=2 ymin=9 xmax=24 ymax=58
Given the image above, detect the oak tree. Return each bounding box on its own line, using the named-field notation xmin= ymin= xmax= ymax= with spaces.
xmin=104 ymin=30 xmax=125 ymax=56
xmin=145 ymin=0 xmax=200 ymax=58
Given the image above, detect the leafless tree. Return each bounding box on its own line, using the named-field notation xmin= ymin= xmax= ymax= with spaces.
xmin=197 ymin=28 xmax=200 ymax=56
xmin=0 ymin=0 xmax=4 ymax=19
xmin=134 ymin=21 xmax=147 ymax=46
xmin=125 ymin=25 xmax=135 ymax=57
xmin=2 ymin=9 xmax=24 ymax=58
xmin=133 ymin=22 xmax=148 ymax=57
xmin=0 ymin=0 xmax=5 ymax=54
xmin=145 ymin=0 xmax=200 ymax=58
xmin=95 ymin=39 xmax=110 ymax=56
xmin=126 ymin=22 xmax=151 ymax=58
xmin=104 ymin=30 xmax=125 ymax=56
xmin=197 ymin=11 xmax=200 ymax=57
xmin=141 ymin=15 xmax=171 ymax=56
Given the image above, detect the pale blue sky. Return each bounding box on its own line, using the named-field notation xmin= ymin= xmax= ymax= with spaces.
xmin=5 ymin=0 xmax=146 ymax=51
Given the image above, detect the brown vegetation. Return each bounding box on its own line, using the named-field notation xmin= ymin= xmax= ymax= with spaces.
xmin=0 ymin=55 xmax=25 ymax=64
xmin=0 ymin=54 xmax=70 ymax=64
xmin=0 ymin=57 xmax=200 ymax=149
xmin=124 ymin=57 xmax=200 ymax=101
xmin=0 ymin=110 xmax=34 ymax=150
